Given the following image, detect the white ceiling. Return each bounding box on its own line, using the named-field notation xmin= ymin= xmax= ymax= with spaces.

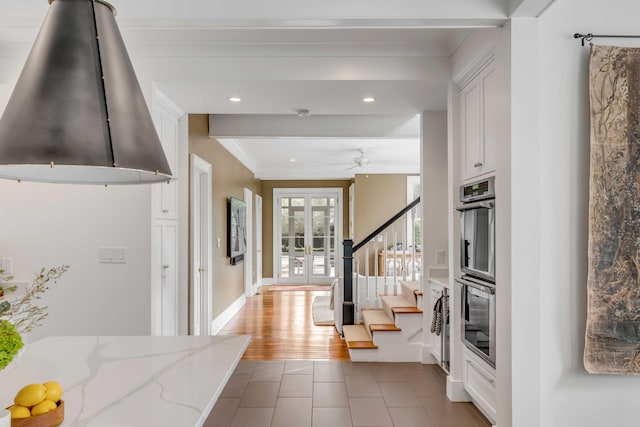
xmin=0 ymin=0 xmax=550 ymax=179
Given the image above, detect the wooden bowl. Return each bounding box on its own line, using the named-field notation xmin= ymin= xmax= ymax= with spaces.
xmin=10 ymin=400 xmax=64 ymax=427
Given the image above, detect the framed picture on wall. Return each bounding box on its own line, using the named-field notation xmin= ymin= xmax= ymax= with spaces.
xmin=227 ymin=196 xmax=247 ymax=265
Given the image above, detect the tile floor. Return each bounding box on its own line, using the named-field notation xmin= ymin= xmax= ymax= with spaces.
xmin=204 ymin=360 xmax=492 ymax=427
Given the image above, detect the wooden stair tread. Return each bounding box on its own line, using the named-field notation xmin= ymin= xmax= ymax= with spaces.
xmin=347 ymin=341 xmax=378 ymax=349
xmin=369 ymin=324 xmax=402 ymax=332
xmin=414 ymin=290 xmax=423 ymax=296
xmin=392 ymin=306 xmax=423 ymax=314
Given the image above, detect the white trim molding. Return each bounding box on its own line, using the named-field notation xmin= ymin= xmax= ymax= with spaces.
xmin=447 ymin=376 xmax=470 ymax=402
xmin=211 ymin=294 xmax=247 ymax=335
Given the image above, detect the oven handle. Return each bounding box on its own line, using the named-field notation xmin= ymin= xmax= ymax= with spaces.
xmin=455 ymin=200 xmax=494 ymax=211
xmin=455 ymin=277 xmax=495 ymax=294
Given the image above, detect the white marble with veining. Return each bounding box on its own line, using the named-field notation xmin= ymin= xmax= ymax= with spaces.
xmin=0 ymin=335 xmax=250 ymax=426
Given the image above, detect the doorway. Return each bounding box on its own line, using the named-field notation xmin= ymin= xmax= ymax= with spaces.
xmin=244 ymin=188 xmax=255 ymax=297
xmin=190 ymin=154 xmax=212 ymax=335
xmin=255 ymin=194 xmax=263 ymax=290
xmin=273 ymin=188 xmax=343 ymax=284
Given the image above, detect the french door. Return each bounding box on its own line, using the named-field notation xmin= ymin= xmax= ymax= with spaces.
xmin=274 ymin=188 xmax=342 ymax=284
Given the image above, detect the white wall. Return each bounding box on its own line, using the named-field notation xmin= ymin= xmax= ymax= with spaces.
xmin=515 ymin=1 xmax=640 ymax=426
xmin=421 ymin=111 xmax=449 ymax=273
xmin=0 ymin=181 xmax=152 ymax=342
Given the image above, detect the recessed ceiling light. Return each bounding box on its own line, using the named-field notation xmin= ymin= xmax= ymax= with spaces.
xmin=290 ymin=158 xmax=297 ymax=162
xmin=363 ymin=97 xmax=376 ymax=103
xmin=228 ymin=97 xmax=242 ymax=102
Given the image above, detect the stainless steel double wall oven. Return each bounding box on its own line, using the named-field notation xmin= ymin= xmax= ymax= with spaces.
xmin=455 ymin=177 xmax=496 ymax=367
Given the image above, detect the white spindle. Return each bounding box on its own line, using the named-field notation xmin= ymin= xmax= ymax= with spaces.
xmin=365 ymin=246 xmax=370 ymax=308
xmin=403 ymin=216 xmax=408 ymax=283
xmin=374 ymin=241 xmax=379 ymax=307
xmin=356 ymin=258 xmax=361 ymax=314
xmin=384 ymin=232 xmax=389 ymax=295
xmin=393 ymin=230 xmax=398 ymax=295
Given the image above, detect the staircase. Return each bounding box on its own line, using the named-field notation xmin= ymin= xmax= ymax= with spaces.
xmin=342 ymin=279 xmax=425 ymax=361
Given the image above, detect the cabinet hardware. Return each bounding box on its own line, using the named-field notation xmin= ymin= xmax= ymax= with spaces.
xmin=198 ymin=267 xmax=205 ymax=272
xmin=473 ymin=162 xmax=483 ymax=168
xmin=162 ymin=265 xmax=169 ymax=269
xmin=162 ymin=209 xmax=169 ymax=213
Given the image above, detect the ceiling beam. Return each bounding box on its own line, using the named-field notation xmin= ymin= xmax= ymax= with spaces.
xmin=209 ymin=114 xmax=421 ymax=138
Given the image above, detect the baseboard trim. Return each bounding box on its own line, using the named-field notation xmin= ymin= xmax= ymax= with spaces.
xmin=447 ymin=376 xmax=470 ymax=402
xmin=261 ymin=278 xmax=274 ymax=286
xmin=421 ymin=345 xmax=438 ymax=364
xmin=211 ymin=294 xmax=246 ymax=335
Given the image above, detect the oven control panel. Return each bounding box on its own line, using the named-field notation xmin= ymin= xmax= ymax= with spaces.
xmin=460 ymin=176 xmax=495 ymax=202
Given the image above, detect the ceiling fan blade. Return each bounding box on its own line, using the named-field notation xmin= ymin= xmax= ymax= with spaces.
xmin=345 ymin=164 xmax=359 ymax=171
xmin=327 ymin=162 xmax=353 ymax=166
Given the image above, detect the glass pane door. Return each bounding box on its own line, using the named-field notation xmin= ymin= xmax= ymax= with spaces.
xmin=276 ymin=191 xmax=340 ymax=284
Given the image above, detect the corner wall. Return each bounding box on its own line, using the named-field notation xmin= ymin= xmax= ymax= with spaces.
xmin=523 ymin=1 xmax=640 ymax=425
xmin=188 ymin=114 xmax=261 ymax=317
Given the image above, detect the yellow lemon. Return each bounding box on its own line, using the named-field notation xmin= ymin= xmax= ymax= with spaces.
xmin=8 ymin=405 xmax=31 ymax=419
xmin=14 ymin=383 xmax=47 ymax=407
xmin=43 ymin=381 xmax=63 ymax=402
xmin=31 ymin=399 xmax=57 ymax=416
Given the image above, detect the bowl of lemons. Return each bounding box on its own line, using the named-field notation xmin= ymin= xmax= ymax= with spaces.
xmin=6 ymin=381 xmax=64 ymax=427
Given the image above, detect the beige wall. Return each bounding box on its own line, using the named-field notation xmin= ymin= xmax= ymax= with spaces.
xmin=353 ymin=174 xmax=415 ymax=275
xmin=188 ymin=114 xmax=262 ymax=318
xmin=354 ymin=174 xmax=413 ymax=242
xmin=261 ymin=180 xmax=351 ymax=279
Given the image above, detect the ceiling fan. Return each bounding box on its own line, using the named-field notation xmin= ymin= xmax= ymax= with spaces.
xmin=328 ymin=149 xmax=373 ymax=171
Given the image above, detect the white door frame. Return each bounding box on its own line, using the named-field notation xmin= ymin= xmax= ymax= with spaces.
xmin=244 ymin=188 xmax=255 ymax=297
xmin=255 ymin=194 xmax=263 ymax=291
xmin=273 ymin=187 xmax=343 ymax=284
xmin=190 ymin=154 xmax=213 ymax=335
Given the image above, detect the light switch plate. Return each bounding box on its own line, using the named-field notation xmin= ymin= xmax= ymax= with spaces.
xmin=217 ymin=238 xmax=221 ymax=248
xmin=99 ymin=247 xmax=127 ymax=264
xmin=435 ymin=249 xmax=446 ymax=264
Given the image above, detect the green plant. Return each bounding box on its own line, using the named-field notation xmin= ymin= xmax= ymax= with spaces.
xmin=2 ymin=265 xmax=69 ymax=334
xmin=0 ymin=319 xmax=23 ymax=370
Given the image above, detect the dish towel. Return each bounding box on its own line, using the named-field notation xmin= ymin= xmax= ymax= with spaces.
xmin=431 ymin=296 xmax=443 ymax=336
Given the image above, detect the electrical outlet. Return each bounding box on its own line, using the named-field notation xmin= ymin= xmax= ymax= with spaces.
xmin=435 ymin=249 xmax=446 ymax=264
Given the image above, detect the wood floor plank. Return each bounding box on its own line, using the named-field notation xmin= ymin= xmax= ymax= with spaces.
xmin=219 ymin=288 xmax=350 ymax=360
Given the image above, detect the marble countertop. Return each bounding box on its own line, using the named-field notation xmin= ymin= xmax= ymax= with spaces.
xmin=0 ymin=335 xmax=250 ymax=427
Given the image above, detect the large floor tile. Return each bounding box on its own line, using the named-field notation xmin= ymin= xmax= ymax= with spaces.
xmin=285 ymin=360 xmax=314 ymax=375
xmin=204 ymin=398 xmax=240 ymax=427
xmin=345 ymin=374 xmax=382 ymax=397
xmin=379 ymin=381 xmax=422 ymax=407
xmin=313 ymin=382 xmax=349 ymax=408
xmin=349 ymin=397 xmax=393 ymax=427
xmin=221 ymin=374 xmax=250 ymax=398
xmin=271 ymin=397 xmax=313 ymax=427
xmin=421 ymin=395 xmax=474 ymax=425
xmin=279 ymin=374 xmax=313 ymax=397
xmin=313 ymin=407 xmax=353 ymax=427
xmin=388 ymin=406 xmax=435 ymax=427
xmin=233 ymin=360 xmax=257 ymax=375
xmin=408 ymin=377 xmax=446 ymax=397
xmin=250 ymin=361 xmax=285 ymax=382
xmin=239 ymin=382 xmax=280 ymax=408
xmin=230 ymin=408 xmax=274 ymax=427
xmin=342 ymin=362 xmax=375 ymax=376
xmin=314 ymin=361 xmax=346 ymax=382
xmin=459 ymin=402 xmax=493 ymax=427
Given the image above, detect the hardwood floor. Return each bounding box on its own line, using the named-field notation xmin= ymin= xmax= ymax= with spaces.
xmin=219 ymin=288 xmax=350 ymax=360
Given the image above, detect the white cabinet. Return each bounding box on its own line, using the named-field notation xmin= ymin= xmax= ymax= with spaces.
xmin=459 ymin=56 xmax=497 ymax=181
xmin=152 ymin=108 xmax=179 ymax=220
xmin=151 ymin=220 xmax=178 ymax=336
xmin=463 ymin=348 xmax=496 ymax=423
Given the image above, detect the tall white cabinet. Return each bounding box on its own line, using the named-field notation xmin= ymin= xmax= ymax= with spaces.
xmin=459 ymin=54 xmax=497 ymax=182
xmin=151 ymin=92 xmax=186 ymax=336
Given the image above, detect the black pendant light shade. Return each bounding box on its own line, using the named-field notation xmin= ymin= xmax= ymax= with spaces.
xmin=0 ymin=0 xmax=173 ymax=184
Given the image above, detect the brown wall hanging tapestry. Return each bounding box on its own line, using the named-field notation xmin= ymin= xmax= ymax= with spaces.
xmin=585 ymin=44 xmax=640 ymax=375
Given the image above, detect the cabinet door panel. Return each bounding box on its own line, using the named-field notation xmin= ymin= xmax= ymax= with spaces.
xmin=159 ymin=117 xmax=178 ymax=218
xmin=161 ymin=222 xmax=178 ymax=336
xmin=461 ymin=81 xmax=482 ymax=180
xmin=480 ymin=65 xmax=498 ymax=176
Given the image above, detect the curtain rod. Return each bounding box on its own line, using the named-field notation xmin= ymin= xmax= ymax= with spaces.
xmin=574 ymin=33 xmax=640 ymax=46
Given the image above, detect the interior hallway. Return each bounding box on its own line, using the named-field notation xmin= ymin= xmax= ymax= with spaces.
xmin=212 ymin=288 xmax=491 ymax=426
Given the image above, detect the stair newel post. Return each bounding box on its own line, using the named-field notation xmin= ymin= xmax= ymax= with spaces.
xmin=342 ymin=239 xmax=355 ymax=326
xmin=356 ymin=259 xmax=361 ymax=315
